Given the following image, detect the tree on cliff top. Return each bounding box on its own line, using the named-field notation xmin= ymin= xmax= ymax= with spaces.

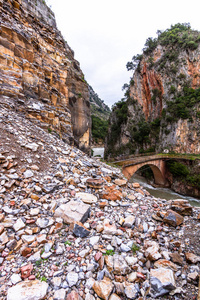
xmin=126 ymin=23 xmax=200 ymax=72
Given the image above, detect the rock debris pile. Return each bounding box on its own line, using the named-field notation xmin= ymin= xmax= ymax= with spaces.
xmin=0 ymin=105 xmax=200 ymax=300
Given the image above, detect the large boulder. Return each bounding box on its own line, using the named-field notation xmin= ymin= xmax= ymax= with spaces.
xmin=7 ymin=280 xmax=48 ymax=300
xmin=54 ymin=200 xmax=90 ymax=224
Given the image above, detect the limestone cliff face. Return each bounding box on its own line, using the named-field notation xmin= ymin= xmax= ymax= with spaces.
xmin=105 ymin=24 xmax=200 ymax=158
xmin=0 ymin=0 xmax=91 ymax=153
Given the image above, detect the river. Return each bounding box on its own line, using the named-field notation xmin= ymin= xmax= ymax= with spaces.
xmin=92 ymin=147 xmax=104 ymax=158
xmin=92 ymin=148 xmax=200 ymax=207
xmin=130 ymin=174 xmax=200 ymax=207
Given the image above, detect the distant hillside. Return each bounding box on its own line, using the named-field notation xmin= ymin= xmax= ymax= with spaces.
xmin=89 ymin=85 xmax=110 ymax=120
xmin=88 ymin=85 xmax=110 ymax=145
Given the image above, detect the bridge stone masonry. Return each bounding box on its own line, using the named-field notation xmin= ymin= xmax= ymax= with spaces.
xmin=113 ymin=154 xmax=198 ymax=187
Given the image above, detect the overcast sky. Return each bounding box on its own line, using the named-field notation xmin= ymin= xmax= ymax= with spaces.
xmin=45 ymin=0 xmax=200 ymax=108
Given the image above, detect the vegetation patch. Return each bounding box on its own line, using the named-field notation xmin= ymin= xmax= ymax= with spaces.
xmin=92 ymin=115 xmax=109 ymax=143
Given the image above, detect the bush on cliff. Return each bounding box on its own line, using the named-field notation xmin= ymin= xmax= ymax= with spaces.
xmin=91 ymin=115 xmax=108 ymax=142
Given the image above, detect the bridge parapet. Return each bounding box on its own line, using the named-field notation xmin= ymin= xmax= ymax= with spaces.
xmin=114 ymin=153 xmax=199 ymax=187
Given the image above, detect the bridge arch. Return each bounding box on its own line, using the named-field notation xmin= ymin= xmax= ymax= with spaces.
xmin=122 ymin=159 xmax=167 ymax=186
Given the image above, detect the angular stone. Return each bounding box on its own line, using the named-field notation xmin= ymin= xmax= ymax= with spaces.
xmin=36 ymin=217 xmax=54 ymax=228
xmin=25 ymin=143 xmax=39 ymax=152
xmin=154 ymin=259 xmax=178 ymax=271
xmin=150 ymin=268 xmax=176 ymax=297
xmin=170 ymin=252 xmax=184 ymax=265
xmin=114 ymin=282 xmax=124 ymax=296
xmin=66 ymin=271 xmax=78 ymax=287
xmin=36 ymin=234 xmax=47 ymax=244
xmin=101 ymin=185 xmax=122 ymax=201
xmin=10 ymin=273 xmax=22 ymax=285
xmin=13 ymin=218 xmax=25 ymax=232
xmin=170 ymin=199 xmax=193 ymax=216
xmin=125 ymin=256 xmax=138 ymax=266
xmin=76 ymin=192 xmax=97 ymax=204
xmin=73 ymin=222 xmax=90 ymax=238
xmin=23 ymin=170 xmax=34 ymax=178
xmin=93 ymin=277 xmax=113 ymax=300
xmin=0 ymin=225 xmax=4 ymax=235
xmin=144 ymin=241 xmax=161 ymax=261
xmin=90 ymin=236 xmax=100 ymax=246
xmin=109 ymin=293 xmax=121 ymax=300
xmin=54 ymin=200 xmax=90 ymax=224
xmin=104 ymin=255 xmax=114 ymax=272
xmin=114 ymin=179 xmax=127 ymax=186
xmin=128 ymin=272 xmax=137 ymax=283
xmin=53 ymin=288 xmax=66 ymax=300
xmin=66 ymin=290 xmax=79 ymax=300
xmin=21 ymin=264 xmax=33 ymax=279
xmin=123 ymin=215 xmax=135 ymax=228
xmin=30 ymin=208 xmax=40 ymax=216
xmin=7 ymin=239 xmax=17 ymax=250
xmin=86 ymin=178 xmax=104 ymax=189
xmin=113 ymin=254 xmax=130 ymax=275
xmin=132 ymin=182 xmax=140 ymax=188
xmin=188 ymin=271 xmax=199 ymax=281
xmin=21 ymin=247 xmax=32 ymax=257
xmin=124 ymin=283 xmax=139 ymax=299
xmin=163 ymin=210 xmax=184 ymax=227
xmin=85 ymin=293 xmax=95 ymax=300
xmin=0 ymin=231 xmax=9 ymax=245
xmin=103 ymin=219 xmax=117 ymax=235
xmin=21 ymin=235 xmax=36 ymax=244
xmin=185 ymin=252 xmax=200 ymax=264
xmin=7 ymin=280 xmax=48 ymax=300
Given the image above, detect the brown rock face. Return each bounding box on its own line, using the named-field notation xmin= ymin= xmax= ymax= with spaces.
xmin=0 ymin=0 xmax=91 ymax=153
xmin=105 ymin=27 xmax=200 ymax=158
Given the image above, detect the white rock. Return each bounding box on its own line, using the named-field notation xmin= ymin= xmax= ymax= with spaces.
xmin=53 ymin=288 xmax=66 ymax=300
xmin=128 ymin=272 xmax=137 ymax=283
xmin=13 ymin=218 xmax=25 ymax=232
xmin=89 ymin=236 xmax=100 ymax=246
xmin=150 ymin=267 xmax=176 ymax=297
xmin=10 ymin=274 xmax=22 ymax=285
xmin=21 ymin=235 xmax=36 ymax=244
xmin=85 ymin=293 xmax=95 ymax=300
xmin=25 ymin=143 xmax=39 ymax=152
xmin=125 ymin=256 xmax=138 ymax=266
xmin=79 ymin=248 xmax=90 ymax=258
xmin=123 ymin=215 xmax=135 ymax=227
xmin=76 ymin=192 xmax=97 ymax=204
xmin=36 ymin=217 xmax=54 ymax=228
xmin=54 ymin=200 xmax=90 ymax=224
xmin=24 ymin=170 xmax=34 ymax=178
xmin=30 ymin=208 xmax=40 ymax=216
xmin=7 ymin=280 xmax=48 ymax=300
xmin=66 ymin=272 xmax=78 ymax=287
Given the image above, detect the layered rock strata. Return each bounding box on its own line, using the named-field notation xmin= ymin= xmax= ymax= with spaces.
xmin=0 ymin=0 xmax=91 ymax=153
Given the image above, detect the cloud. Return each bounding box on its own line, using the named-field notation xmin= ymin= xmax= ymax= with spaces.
xmin=46 ymin=0 xmax=200 ymax=107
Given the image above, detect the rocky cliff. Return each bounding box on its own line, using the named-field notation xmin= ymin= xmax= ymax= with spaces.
xmin=0 ymin=0 xmax=91 ymax=153
xmin=89 ymin=84 xmax=110 ymax=121
xmin=105 ymin=24 xmax=200 ymax=158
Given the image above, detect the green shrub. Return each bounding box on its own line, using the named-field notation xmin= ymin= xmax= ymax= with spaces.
xmin=131 ymin=243 xmax=140 ymax=254
xmin=167 ymin=161 xmax=189 ymax=177
xmin=91 ymin=115 xmax=109 ymax=141
xmin=104 ymin=250 xmax=115 ymax=256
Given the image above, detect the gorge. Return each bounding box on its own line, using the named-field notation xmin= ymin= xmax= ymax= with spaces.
xmin=1 ymin=2 xmax=200 ymax=299
xmin=105 ymin=23 xmax=200 ymax=199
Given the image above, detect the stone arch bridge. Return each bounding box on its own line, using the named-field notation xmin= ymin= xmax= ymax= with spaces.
xmin=113 ymin=154 xmax=194 ymax=186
